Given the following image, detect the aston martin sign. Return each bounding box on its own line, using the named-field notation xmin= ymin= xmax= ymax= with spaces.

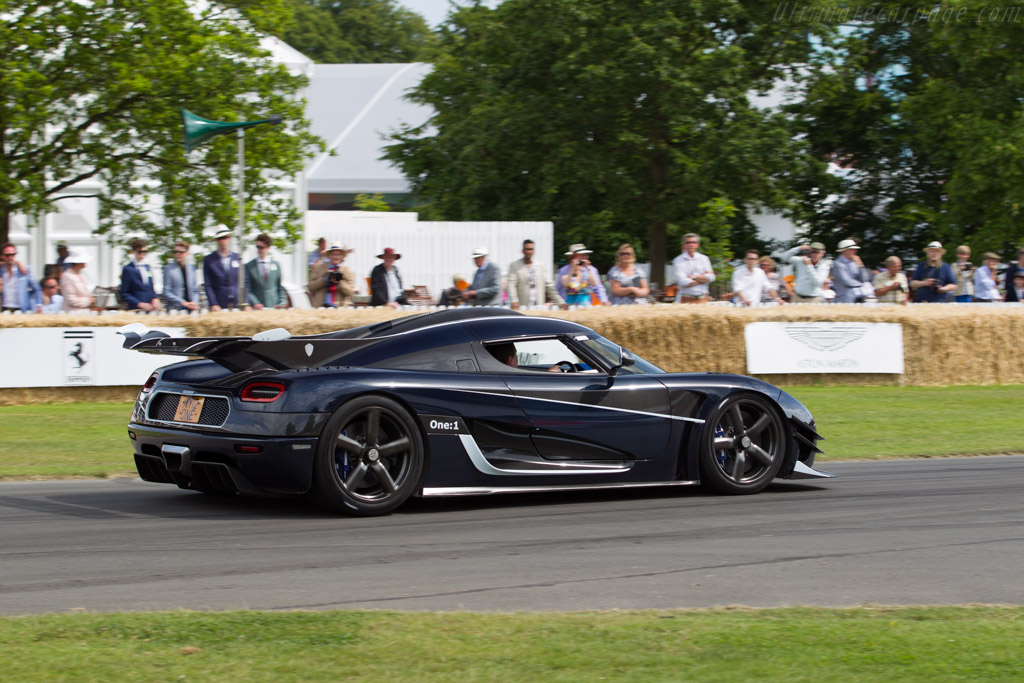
xmin=745 ymin=322 xmax=904 ymax=374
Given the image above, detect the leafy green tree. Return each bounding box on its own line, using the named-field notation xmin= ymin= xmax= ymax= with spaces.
xmin=796 ymin=0 xmax=1024 ymax=266
xmin=384 ymin=0 xmax=833 ymax=278
xmin=280 ymin=0 xmax=434 ymax=63
xmin=0 ymin=0 xmax=323 ymax=251
xmin=353 ymin=192 xmax=392 ymax=211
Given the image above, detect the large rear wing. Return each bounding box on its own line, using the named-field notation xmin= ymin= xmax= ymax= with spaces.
xmin=116 ymin=323 xmax=374 ymax=373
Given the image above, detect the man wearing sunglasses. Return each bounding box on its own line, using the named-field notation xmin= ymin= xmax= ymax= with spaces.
xmin=120 ymin=238 xmax=162 ymax=311
xmin=1 ymin=242 xmax=41 ymax=313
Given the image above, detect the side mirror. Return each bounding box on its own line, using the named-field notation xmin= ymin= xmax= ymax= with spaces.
xmin=608 ymin=348 xmax=636 ymax=377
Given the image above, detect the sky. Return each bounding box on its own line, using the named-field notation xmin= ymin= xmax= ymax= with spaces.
xmin=398 ymin=0 xmax=502 ymax=27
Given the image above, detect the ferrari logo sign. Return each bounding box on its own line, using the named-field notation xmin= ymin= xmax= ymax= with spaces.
xmin=62 ymin=329 xmax=95 ymax=385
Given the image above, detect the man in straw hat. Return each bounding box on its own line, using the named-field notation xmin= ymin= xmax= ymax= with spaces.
xmin=910 ymin=241 xmax=956 ymax=303
xmin=555 ymin=243 xmax=608 ymax=304
xmin=203 ymin=226 xmax=240 ymax=311
xmin=464 ymin=246 xmax=502 ymax=306
xmin=369 ymin=247 xmax=409 ymax=308
xmin=309 ymin=242 xmax=356 ymax=307
xmin=672 ymin=233 xmax=716 ymax=303
xmin=781 ymin=241 xmax=831 ymax=303
xmin=831 ymin=238 xmax=873 ymax=303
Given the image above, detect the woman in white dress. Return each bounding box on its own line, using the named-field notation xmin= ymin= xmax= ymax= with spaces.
xmin=60 ymin=253 xmax=95 ymax=312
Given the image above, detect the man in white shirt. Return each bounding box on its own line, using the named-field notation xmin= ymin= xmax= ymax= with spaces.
xmin=731 ymin=250 xmax=782 ymax=306
xmin=973 ymin=252 xmax=1002 ymax=302
xmin=781 ymin=241 xmax=832 ymax=303
xmin=507 ymin=239 xmax=565 ymax=309
xmin=672 ymin=233 xmax=716 ymax=303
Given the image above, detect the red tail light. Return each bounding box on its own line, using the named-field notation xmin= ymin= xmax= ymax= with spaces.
xmin=241 ymin=381 xmax=285 ymax=403
xmin=141 ymin=372 xmax=158 ymax=393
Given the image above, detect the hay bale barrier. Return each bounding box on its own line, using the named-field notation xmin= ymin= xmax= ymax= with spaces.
xmin=2 ymin=305 xmax=1022 ymax=405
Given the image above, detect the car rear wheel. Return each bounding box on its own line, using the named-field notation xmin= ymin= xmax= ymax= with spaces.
xmin=699 ymin=393 xmax=785 ymax=494
xmin=311 ymin=396 xmax=425 ymax=516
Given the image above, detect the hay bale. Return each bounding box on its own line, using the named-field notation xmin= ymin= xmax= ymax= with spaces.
xmin=3 ymin=304 xmax=1023 ymax=391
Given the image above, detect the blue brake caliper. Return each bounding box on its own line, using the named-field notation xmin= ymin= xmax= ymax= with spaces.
xmin=714 ymin=425 xmax=728 ymax=466
xmin=339 ymin=428 xmax=350 ymax=480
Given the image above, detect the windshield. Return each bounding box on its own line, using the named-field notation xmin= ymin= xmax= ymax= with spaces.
xmin=575 ymin=334 xmax=665 ymax=375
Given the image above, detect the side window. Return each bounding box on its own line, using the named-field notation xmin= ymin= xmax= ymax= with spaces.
xmin=486 ymin=338 xmax=597 ymax=373
xmin=514 ymin=339 xmax=583 ymax=370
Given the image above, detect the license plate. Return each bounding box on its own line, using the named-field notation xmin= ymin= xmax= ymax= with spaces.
xmin=173 ymin=396 xmax=205 ymax=423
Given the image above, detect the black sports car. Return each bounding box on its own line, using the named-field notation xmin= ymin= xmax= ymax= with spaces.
xmin=119 ymin=308 xmax=830 ymax=516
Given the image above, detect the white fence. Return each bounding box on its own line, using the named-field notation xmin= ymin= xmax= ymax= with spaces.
xmin=306 ymin=212 xmax=555 ymax=302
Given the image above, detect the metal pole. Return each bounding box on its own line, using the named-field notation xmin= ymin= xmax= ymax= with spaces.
xmin=236 ymin=129 xmax=246 ymax=308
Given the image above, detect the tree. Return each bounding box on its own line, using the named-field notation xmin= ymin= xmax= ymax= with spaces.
xmin=0 ymin=0 xmax=323 ymax=251
xmin=795 ymin=1 xmax=1024 ymax=266
xmin=280 ymin=0 xmax=434 ymax=63
xmin=353 ymin=192 xmax=392 ymax=211
xmin=384 ymin=0 xmax=833 ymax=279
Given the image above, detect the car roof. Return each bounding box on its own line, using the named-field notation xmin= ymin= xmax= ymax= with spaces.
xmin=324 ymin=307 xmax=525 ymax=340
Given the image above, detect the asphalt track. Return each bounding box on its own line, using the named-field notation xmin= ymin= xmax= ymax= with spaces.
xmin=2 ymin=456 xmax=1023 ymax=615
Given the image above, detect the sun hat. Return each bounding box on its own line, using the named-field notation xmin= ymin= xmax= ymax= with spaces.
xmin=64 ymin=251 xmax=91 ymax=264
xmin=564 ymin=243 xmax=592 ymax=255
xmin=213 ymin=226 xmax=234 ymax=240
xmin=924 ymin=241 xmax=946 ymax=254
xmin=377 ymin=247 xmax=401 ymax=260
xmin=471 ymin=246 xmax=489 ymax=258
xmin=836 ymin=239 xmax=860 ymax=251
xmin=809 ymin=242 xmax=826 ymax=251
xmin=326 ymin=243 xmax=353 ymax=254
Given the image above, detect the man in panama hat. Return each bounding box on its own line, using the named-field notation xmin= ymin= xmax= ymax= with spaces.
xmin=309 ymin=242 xmax=355 ymax=307
xmin=910 ymin=241 xmax=956 ymax=303
xmin=202 ymin=225 xmax=240 ymax=311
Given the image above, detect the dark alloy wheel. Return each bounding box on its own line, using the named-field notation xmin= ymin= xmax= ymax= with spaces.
xmin=699 ymin=393 xmax=786 ymax=494
xmin=312 ymin=396 xmax=425 ymax=516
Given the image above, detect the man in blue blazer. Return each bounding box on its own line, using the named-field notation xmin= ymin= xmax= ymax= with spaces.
xmin=163 ymin=241 xmax=200 ymax=312
xmin=203 ymin=226 xmax=240 ymax=311
xmin=120 ymin=238 xmax=162 ymax=311
xmin=245 ymin=233 xmax=287 ymax=309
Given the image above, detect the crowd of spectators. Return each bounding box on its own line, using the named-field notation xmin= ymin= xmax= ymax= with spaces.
xmin=4 ymin=233 xmax=1024 ymax=316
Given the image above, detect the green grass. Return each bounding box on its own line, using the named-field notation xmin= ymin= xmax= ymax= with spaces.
xmin=1 ymin=607 xmax=1022 ymax=681
xmin=0 ymin=402 xmax=133 ymax=478
xmin=1 ymin=385 xmax=1023 ymax=479
xmin=791 ymin=385 xmax=1024 ymax=460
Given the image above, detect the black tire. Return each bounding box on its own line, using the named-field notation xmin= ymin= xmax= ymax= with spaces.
xmin=698 ymin=393 xmax=786 ymax=494
xmin=311 ymin=395 xmax=425 ymax=516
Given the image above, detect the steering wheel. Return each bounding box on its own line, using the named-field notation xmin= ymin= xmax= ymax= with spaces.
xmin=554 ymin=361 xmax=576 ymax=373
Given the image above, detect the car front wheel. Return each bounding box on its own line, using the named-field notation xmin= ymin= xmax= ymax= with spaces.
xmin=699 ymin=393 xmax=786 ymax=494
xmin=311 ymin=396 xmax=425 ymax=516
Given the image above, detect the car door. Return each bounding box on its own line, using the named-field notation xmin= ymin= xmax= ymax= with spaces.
xmin=497 ymin=336 xmax=673 ymax=461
